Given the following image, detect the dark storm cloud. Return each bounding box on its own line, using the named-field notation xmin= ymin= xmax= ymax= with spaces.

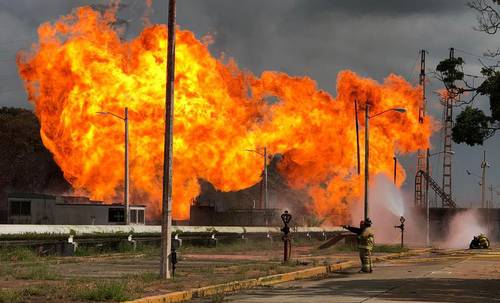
xmin=290 ymin=0 xmax=465 ymax=17
xmin=0 ymin=0 xmax=498 ymax=206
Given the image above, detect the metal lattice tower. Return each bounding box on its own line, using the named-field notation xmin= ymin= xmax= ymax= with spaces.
xmin=441 ymin=48 xmax=454 ymax=207
xmin=414 ymin=50 xmax=427 ymax=207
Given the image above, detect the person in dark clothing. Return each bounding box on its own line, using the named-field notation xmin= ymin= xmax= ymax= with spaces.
xmin=342 ymin=218 xmax=374 ymax=273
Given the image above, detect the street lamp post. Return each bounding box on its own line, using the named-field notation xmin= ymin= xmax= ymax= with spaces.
xmin=363 ymin=105 xmax=406 ymax=221
xmin=245 ymin=147 xmax=269 ymax=209
xmin=480 ymin=150 xmax=489 ymax=209
xmin=97 ymin=107 xmax=130 ymax=225
xmin=393 ymin=156 xmax=397 ymax=184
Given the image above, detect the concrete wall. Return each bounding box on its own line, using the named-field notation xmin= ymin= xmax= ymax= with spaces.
xmin=190 ymin=206 xmax=282 ymax=226
xmin=428 ymin=207 xmax=500 ymax=241
xmin=0 ymin=224 xmax=343 ymax=236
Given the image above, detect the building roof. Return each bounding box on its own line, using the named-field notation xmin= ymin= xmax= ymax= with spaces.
xmin=8 ymin=192 xmax=146 ymax=208
xmin=8 ymin=192 xmax=56 ymax=199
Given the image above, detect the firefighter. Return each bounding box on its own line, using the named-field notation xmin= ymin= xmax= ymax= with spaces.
xmin=469 ymin=234 xmax=490 ymax=249
xmin=342 ymin=218 xmax=375 ymax=273
xmin=478 ymin=234 xmax=490 ymax=249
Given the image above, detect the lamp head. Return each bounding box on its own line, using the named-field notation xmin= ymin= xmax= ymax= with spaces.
xmin=392 ymin=108 xmax=407 ymax=113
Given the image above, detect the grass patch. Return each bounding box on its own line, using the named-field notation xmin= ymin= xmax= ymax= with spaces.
xmin=0 ymin=284 xmax=54 ymax=303
xmin=127 ymin=271 xmax=160 ymax=283
xmin=12 ymin=264 xmax=60 ymax=280
xmin=209 ymin=293 xmax=226 ymax=303
xmin=73 ymin=280 xmax=130 ymax=302
xmin=314 ymin=243 xmax=409 ymax=255
xmin=0 ymin=289 xmax=21 ymax=303
xmin=74 ymin=242 xmax=158 ymax=257
xmin=0 ymin=246 xmax=37 ymax=262
xmin=179 ymin=239 xmax=282 ymax=254
xmin=373 ymin=244 xmax=409 ymax=253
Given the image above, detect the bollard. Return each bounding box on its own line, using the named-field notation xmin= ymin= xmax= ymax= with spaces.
xmin=64 ymin=235 xmax=78 ymax=256
xmin=394 ymin=216 xmax=405 ymax=250
xmin=127 ymin=234 xmax=137 ymax=252
xmin=173 ymin=233 xmax=183 ymax=248
xmin=266 ymin=233 xmax=273 ymax=244
xmin=208 ymin=233 xmax=218 ymax=247
xmin=171 ymin=234 xmax=182 ymax=277
xmin=281 ymin=210 xmax=292 ymax=262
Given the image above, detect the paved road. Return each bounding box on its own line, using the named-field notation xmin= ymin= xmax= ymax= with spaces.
xmin=210 ymin=250 xmax=500 ymax=303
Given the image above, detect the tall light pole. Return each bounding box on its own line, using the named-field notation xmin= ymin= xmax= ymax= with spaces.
xmin=97 ymin=107 xmax=129 ymax=225
xmin=245 ymin=147 xmax=269 ymax=209
xmin=161 ymin=0 xmax=176 ymax=280
xmin=425 ymin=149 xmax=454 ymax=246
xmin=467 ymin=151 xmax=490 ymax=209
xmin=480 ymin=150 xmax=489 ymax=208
xmin=364 ymin=105 xmax=406 ymax=221
xmin=393 ymin=156 xmax=397 ymax=184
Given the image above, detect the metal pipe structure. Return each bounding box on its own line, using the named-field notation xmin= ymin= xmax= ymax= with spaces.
xmin=161 ymin=0 xmax=176 ymax=280
xmin=96 ymin=108 xmax=129 ymax=225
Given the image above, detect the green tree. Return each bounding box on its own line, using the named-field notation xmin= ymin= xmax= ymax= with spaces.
xmin=436 ymin=0 xmax=500 ymax=146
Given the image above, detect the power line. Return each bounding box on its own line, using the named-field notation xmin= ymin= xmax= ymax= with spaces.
xmin=405 ymin=51 xmax=421 ymax=84
xmin=454 ymin=48 xmax=500 ymax=64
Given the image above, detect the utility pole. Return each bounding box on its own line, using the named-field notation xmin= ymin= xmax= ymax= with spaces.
xmin=161 ymin=0 xmax=176 ymax=280
xmin=425 ymin=148 xmax=430 ymax=246
xmin=364 ymin=104 xmax=370 ymax=221
xmin=124 ymin=107 xmax=129 ymax=225
xmin=263 ymin=147 xmax=268 ymax=209
xmin=441 ymin=48 xmax=454 ymax=207
xmin=355 ymin=99 xmax=360 ymax=175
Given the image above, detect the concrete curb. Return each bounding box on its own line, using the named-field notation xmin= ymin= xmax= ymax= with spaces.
xmin=127 ymin=249 xmax=431 ymax=303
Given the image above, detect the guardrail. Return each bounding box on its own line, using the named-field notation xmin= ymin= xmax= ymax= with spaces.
xmin=0 ymin=224 xmax=343 ymax=237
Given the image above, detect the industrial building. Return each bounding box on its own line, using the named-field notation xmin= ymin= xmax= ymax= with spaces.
xmin=7 ymin=193 xmax=146 ymax=225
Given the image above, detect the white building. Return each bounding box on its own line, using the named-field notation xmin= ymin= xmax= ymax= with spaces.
xmin=7 ymin=193 xmax=146 ymax=225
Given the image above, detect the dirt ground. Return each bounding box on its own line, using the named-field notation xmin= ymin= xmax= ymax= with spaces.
xmin=0 ymin=239 xmax=375 ymax=302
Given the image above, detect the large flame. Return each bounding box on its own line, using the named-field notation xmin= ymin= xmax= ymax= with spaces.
xmin=17 ymin=7 xmax=432 ymax=222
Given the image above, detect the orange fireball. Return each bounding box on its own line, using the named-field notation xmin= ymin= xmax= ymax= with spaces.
xmin=17 ymin=7 xmax=432 ymax=222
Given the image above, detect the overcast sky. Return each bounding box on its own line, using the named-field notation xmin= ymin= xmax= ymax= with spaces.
xmin=0 ymin=0 xmax=499 ymax=207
